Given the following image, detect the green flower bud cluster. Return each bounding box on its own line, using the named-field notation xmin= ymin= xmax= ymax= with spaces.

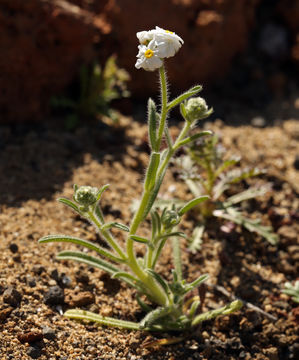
xmin=183 ymin=97 xmax=213 ymax=123
xmin=74 ymin=186 xmax=98 ymax=207
xmin=161 ymin=209 xmax=181 ymax=230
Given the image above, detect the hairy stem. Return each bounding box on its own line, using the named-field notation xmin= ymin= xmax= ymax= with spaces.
xmin=88 ymin=211 xmax=126 ymax=260
xmin=156 ymin=65 xmax=168 ymax=149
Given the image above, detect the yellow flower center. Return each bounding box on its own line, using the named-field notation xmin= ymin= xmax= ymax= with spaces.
xmin=165 ymin=30 xmax=174 ymax=34
xmin=144 ymin=49 xmax=154 ymax=58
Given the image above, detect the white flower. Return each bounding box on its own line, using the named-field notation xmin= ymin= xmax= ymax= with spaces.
xmin=135 ymin=40 xmax=163 ymax=71
xmin=135 ymin=26 xmax=184 ymax=71
xmin=136 ymin=30 xmax=154 ymax=45
xmin=152 ymin=26 xmax=184 ymax=58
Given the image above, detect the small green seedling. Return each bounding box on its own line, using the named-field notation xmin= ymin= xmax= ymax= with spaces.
xmin=282 ymin=281 xmax=299 ymax=304
xmin=39 ymin=27 xmax=242 ymax=334
xmin=51 ymin=55 xmax=130 ymax=128
xmin=172 ymin=134 xmax=278 ymax=252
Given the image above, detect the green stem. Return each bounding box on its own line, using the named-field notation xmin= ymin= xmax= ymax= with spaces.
xmin=88 ymin=211 xmax=126 ymax=261
xmin=172 ymin=236 xmax=182 ymax=282
xmin=65 ymin=309 xmax=140 ymax=330
xmin=156 ymin=121 xmax=191 ymax=181
xmin=128 ymin=190 xmax=168 ymax=306
xmin=156 ymin=64 xmax=168 ymax=149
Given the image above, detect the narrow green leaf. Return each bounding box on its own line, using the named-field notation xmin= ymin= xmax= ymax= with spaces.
xmin=151 ymin=238 xmax=167 ymax=269
xmin=112 ymin=272 xmax=138 ymax=283
xmin=192 ymin=300 xmax=242 ymax=326
xmin=223 ymin=185 xmax=270 ymax=207
xmin=164 ymin=126 xmax=173 ymax=149
xmin=111 ymin=272 xmax=144 ymax=291
xmin=214 ymin=157 xmax=240 ymax=177
xmin=180 ymin=102 xmax=187 ymax=119
xmin=129 ymin=235 xmax=150 ymax=245
xmin=177 ymin=131 xmax=213 ymax=147
xmin=96 ymin=184 xmax=110 ymax=201
xmin=185 ymin=274 xmax=209 ymax=293
xmin=144 ymin=152 xmax=160 ymax=191
xmin=167 ymin=85 xmax=202 ymax=111
xmin=140 ymin=306 xmax=172 ymax=329
xmin=65 ymin=309 xmax=140 ymax=330
xmin=178 ymin=196 xmax=209 ymax=216
xmin=58 ymin=198 xmax=81 ymax=215
xmin=158 ymin=232 xmax=187 ymax=240
xmin=148 ymin=98 xmax=158 ymax=151
xmin=136 ymin=295 xmax=153 ymax=312
xmin=146 ymin=269 xmax=169 ymax=296
xmin=150 ymin=211 xmax=158 ymax=239
xmin=101 ymin=222 xmax=129 ymax=232
xmin=38 ymin=234 xmax=125 ymax=263
xmin=188 ymin=299 xmax=200 ymax=318
xmin=56 ymin=250 xmax=121 ymax=275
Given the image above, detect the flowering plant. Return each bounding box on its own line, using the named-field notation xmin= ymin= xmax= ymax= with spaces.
xmin=39 ymin=27 xmax=242 ymax=334
xmin=169 ymin=134 xmax=278 ymax=251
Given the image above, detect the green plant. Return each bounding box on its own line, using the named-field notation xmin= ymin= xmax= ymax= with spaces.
xmin=51 ymin=55 xmax=130 ymax=129
xmin=172 ymin=135 xmax=278 ymax=252
xmin=282 ymin=281 xmax=299 ymax=303
xmin=39 ymin=27 xmax=242 ymax=333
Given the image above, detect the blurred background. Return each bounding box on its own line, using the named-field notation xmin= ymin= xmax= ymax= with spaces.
xmin=0 ymin=0 xmax=298 ymax=125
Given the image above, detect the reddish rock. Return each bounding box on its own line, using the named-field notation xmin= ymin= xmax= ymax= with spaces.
xmin=0 ymin=0 xmax=261 ymax=122
xmin=0 ymin=0 xmax=109 ymax=123
xmin=18 ymin=330 xmax=43 ymax=343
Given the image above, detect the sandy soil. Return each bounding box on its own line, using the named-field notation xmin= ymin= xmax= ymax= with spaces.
xmin=0 ymin=116 xmax=298 ymax=359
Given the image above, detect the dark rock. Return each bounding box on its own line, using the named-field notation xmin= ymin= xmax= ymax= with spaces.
xmin=27 ymin=345 xmax=42 ymax=359
xmin=32 ymin=265 xmax=45 ymax=275
xmin=9 ymin=243 xmax=18 ymax=253
xmin=44 ymin=286 xmax=64 ymax=305
xmin=42 ymin=326 xmax=56 ymax=340
xmin=27 ymin=276 xmax=37 ymax=288
xmin=13 ymin=254 xmax=21 ymax=262
xmin=3 ymin=287 xmax=22 ymax=307
xmin=50 ymin=269 xmax=59 ymax=282
xmin=293 ymin=155 xmax=299 ymax=170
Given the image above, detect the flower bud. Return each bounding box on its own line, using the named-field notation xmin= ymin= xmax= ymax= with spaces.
xmin=74 ymin=186 xmax=98 ymax=207
xmin=161 ymin=210 xmax=181 ymax=230
xmin=183 ymin=97 xmax=213 ymax=123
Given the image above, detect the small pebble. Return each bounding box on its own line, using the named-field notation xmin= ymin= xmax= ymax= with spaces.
xmin=44 ymin=286 xmax=64 ymax=305
xmin=293 ymin=155 xmax=299 ymax=170
xmin=50 ymin=269 xmax=59 ymax=282
xmin=42 ymin=326 xmax=56 ymax=340
xmin=3 ymin=287 xmax=22 ymax=307
xmin=27 ymin=345 xmax=42 ymax=359
xmin=32 ymin=265 xmax=45 ymax=275
xmin=9 ymin=243 xmax=18 ymax=253
xmin=18 ymin=330 xmax=43 ymax=343
xmin=61 ymin=274 xmax=72 ymax=287
xmin=27 ymin=276 xmax=37 ymax=288
xmin=251 ymin=116 xmax=266 ymax=128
